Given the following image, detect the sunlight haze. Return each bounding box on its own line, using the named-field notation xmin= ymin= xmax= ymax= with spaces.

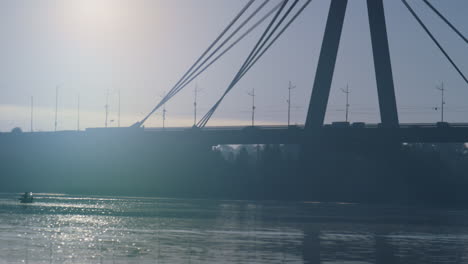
xmin=0 ymin=0 xmax=466 ymax=131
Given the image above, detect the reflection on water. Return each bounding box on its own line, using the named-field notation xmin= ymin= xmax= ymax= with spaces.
xmin=1 ymin=193 xmax=468 ymax=263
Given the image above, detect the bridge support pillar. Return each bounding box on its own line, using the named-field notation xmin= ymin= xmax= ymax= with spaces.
xmin=305 ymin=0 xmax=399 ymax=129
xmin=367 ymin=0 xmax=399 ymax=127
xmin=305 ymin=0 xmax=348 ymax=129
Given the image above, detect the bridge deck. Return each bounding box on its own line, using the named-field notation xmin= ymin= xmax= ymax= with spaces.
xmin=85 ymin=124 xmax=468 ymax=145
xmin=6 ymin=124 xmax=468 ymax=145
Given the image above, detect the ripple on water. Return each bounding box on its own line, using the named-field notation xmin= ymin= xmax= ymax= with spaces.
xmin=1 ymin=193 xmax=468 ymax=263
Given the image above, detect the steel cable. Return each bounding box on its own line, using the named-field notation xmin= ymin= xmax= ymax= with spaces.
xmin=197 ymin=0 xmax=290 ymax=127
xmin=401 ymin=0 xmax=468 ymax=85
xmin=137 ymin=0 xmax=255 ymax=126
xmin=422 ymin=0 xmax=467 ymax=44
xmin=198 ymin=0 xmax=313 ymax=128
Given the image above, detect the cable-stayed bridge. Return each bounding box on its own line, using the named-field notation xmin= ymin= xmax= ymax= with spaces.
xmin=123 ymin=0 xmax=467 ymax=144
xmin=16 ymin=0 xmax=468 ymax=145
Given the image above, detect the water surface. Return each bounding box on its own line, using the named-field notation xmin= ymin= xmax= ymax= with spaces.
xmin=1 ymin=193 xmax=467 ymax=263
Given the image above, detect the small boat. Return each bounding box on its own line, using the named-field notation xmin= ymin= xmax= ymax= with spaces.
xmin=19 ymin=192 xmax=34 ymax=203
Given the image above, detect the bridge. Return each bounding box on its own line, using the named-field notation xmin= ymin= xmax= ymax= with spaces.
xmin=17 ymin=0 xmax=466 ymax=145
xmin=123 ymin=0 xmax=467 ymax=145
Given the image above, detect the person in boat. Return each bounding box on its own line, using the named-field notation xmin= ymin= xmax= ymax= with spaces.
xmin=19 ymin=192 xmax=33 ymax=203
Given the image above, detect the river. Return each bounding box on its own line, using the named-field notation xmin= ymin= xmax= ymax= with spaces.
xmin=0 ymin=193 xmax=467 ymax=263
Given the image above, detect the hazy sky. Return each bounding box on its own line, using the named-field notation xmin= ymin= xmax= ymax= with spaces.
xmin=0 ymin=0 xmax=466 ymax=131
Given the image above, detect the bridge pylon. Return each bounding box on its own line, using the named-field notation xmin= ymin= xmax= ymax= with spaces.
xmin=305 ymin=0 xmax=399 ymax=129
